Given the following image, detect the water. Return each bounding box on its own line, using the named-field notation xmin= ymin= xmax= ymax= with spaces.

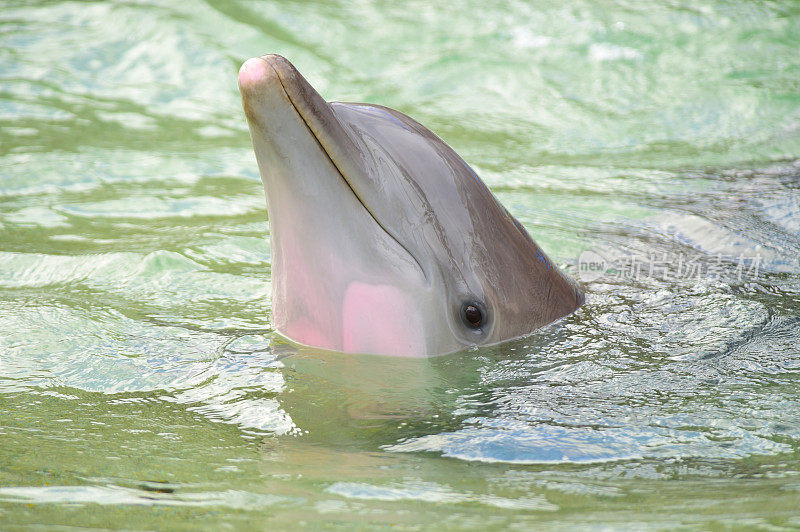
xmin=1 ymin=0 xmax=799 ymax=528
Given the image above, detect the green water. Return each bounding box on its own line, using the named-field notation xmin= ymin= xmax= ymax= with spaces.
xmin=2 ymin=1 xmax=800 ymax=529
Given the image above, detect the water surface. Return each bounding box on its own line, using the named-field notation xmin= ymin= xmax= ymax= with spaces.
xmin=1 ymin=0 xmax=800 ymax=529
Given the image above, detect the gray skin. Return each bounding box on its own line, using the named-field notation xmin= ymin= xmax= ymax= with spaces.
xmin=238 ymin=54 xmax=583 ymax=357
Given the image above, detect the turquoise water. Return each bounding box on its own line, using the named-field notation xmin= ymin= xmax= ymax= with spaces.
xmin=2 ymin=1 xmax=800 ymax=529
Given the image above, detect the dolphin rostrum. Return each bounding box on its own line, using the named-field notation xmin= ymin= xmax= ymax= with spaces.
xmin=238 ymin=55 xmax=583 ymax=357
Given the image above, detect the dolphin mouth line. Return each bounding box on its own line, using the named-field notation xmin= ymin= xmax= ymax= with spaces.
xmin=261 ymin=58 xmax=428 ymax=281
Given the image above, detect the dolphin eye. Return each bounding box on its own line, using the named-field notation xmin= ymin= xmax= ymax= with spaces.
xmin=462 ymin=303 xmax=483 ymax=328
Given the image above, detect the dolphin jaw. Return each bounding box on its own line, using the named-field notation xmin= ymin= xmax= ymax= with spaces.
xmin=240 ymin=55 xmax=428 ymax=284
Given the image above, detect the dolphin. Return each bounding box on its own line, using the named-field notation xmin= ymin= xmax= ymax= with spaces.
xmin=238 ymin=55 xmax=583 ymax=357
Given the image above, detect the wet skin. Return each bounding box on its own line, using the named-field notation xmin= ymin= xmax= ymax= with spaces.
xmin=238 ymin=55 xmax=583 ymax=357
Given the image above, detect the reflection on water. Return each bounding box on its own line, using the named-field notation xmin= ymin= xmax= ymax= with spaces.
xmin=1 ymin=0 xmax=799 ymax=528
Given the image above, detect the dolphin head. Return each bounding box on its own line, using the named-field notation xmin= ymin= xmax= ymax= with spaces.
xmin=238 ymin=55 xmax=583 ymax=357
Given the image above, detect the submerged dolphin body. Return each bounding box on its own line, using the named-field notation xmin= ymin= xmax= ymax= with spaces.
xmin=238 ymin=55 xmax=583 ymax=357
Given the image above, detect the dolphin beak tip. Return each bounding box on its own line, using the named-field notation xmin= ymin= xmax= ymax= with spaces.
xmin=238 ymin=57 xmax=275 ymax=93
